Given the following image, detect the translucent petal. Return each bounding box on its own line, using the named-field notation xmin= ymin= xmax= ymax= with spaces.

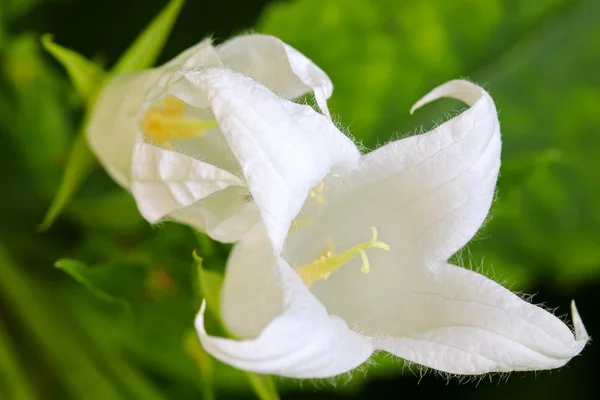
xmin=169 ymin=187 xmax=259 ymax=243
xmin=86 ymin=39 xmax=221 ymax=187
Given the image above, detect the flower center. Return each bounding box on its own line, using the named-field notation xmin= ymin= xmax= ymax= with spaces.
xmin=142 ymin=95 xmax=217 ymax=147
xmin=290 ymin=178 xmax=340 ymax=232
xmin=295 ymin=227 xmax=390 ymax=288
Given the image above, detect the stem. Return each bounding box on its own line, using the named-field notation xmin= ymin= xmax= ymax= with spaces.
xmin=243 ymin=372 xmax=280 ymax=400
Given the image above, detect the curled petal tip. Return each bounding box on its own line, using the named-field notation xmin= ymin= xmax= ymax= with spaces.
xmin=571 ymin=300 xmax=589 ymax=342
xmin=409 ymin=79 xmax=487 ymax=116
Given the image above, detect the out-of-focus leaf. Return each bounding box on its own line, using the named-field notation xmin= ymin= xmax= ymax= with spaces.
xmin=463 ymin=0 xmax=600 ymax=287
xmin=41 ymin=34 xmax=106 ymax=100
xmin=75 ymin=317 xmax=166 ymax=400
xmin=0 ymin=245 xmax=124 ymax=400
xmin=0 ymin=322 xmax=37 ymax=400
xmin=55 ymin=258 xmax=148 ymax=305
xmin=184 ymin=330 xmax=216 ymax=400
xmin=2 ymin=0 xmax=55 ymax=22
xmin=259 ymin=0 xmax=573 ymax=146
xmin=69 ymin=190 xmax=144 ymax=233
xmin=0 ymin=92 xmax=13 ymax=132
xmin=3 ymin=33 xmax=72 ymax=194
xmin=0 ymin=6 xmax=5 ymax=49
xmin=243 ymin=373 xmax=280 ymax=400
xmin=112 ymin=0 xmax=185 ymax=73
xmin=39 ymin=132 xmax=94 ymax=231
xmin=57 ymin=226 xmax=211 ymax=389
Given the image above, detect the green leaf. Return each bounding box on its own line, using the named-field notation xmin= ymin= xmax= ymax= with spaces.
xmin=55 ymin=258 xmax=148 ymax=305
xmin=39 ymin=132 xmax=94 ymax=231
xmin=41 ymin=34 xmax=106 ymax=100
xmin=112 ymin=0 xmax=186 ymax=73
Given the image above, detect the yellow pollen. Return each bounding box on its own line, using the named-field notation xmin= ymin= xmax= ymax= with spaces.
xmin=309 ymin=182 xmax=326 ymax=204
xmin=142 ymin=95 xmax=217 ymax=147
xmin=295 ymin=227 xmax=390 ymax=288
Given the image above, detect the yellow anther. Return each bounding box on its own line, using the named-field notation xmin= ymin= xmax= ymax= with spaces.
xmin=142 ymin=95 xmax=217 ymax=147
xmin=295 ymin=227 xmax=390 ymax=288
xmin=309 ymin=182 xmax=326 ymax=204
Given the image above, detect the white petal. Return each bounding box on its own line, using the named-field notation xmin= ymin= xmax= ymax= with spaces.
xmin=129 ymin=139 xmax=246 ymax=222
xmin=184 ymin=67 xmax=360 ymax=252
xmin=282 ymin=80 xmax=500 ymax=332
xmin=285 ymin=80 xmax=500 ymax=272
xmin=217 ymin=34 xmax=333 ymax=116
xmin=87 ymin=41 xmax=257 ymax=241
xmin=196 ymin=224 xmax=373 ymax=378
xmin=169 ymin=188 xmax=260 ymax=243
xmin=87 ymin=39 xmax=221 ymax=187
xmin=374 ymin=263 xmax=589 ymax=375
xmin=404 ymin=80 xmax=501 ymax=262
xmin=168 ymin=126 xmax=242 ymax=175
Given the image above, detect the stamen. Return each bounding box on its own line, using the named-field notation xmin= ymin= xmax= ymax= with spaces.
xmin=142 ymin=95 xmax=217 ymax=147
xmin=309 ymin=182 xmax=326 ymax=204
xmin=358 ymin=249 xmax=369 ymax=274
xmin=295 ymin=227 xmax=390 ymax=287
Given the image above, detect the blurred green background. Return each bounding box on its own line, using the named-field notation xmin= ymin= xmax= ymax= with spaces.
xmin=1 ymin=0 xmax=599 ymax=398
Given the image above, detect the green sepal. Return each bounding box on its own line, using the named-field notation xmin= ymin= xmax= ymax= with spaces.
xmin=112 ymin=0 xmax=186 ymax=73
xmin=39 ymin=132 xmax=94 ymax=231
xmin=41 ymin=34 xmax=106 ymax=100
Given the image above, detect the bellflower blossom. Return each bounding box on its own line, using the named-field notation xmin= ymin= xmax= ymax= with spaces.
xmin=195 ymin=80 xmax=588 ymax=378
xmin=87 ymin=34 xmax=358 ymax=247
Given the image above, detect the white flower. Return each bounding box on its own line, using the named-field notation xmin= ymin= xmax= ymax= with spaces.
xmin=195 ymin=80 xmax=589 ymax=378
xmin=87 ymin=34 xmax=359 ymax=247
